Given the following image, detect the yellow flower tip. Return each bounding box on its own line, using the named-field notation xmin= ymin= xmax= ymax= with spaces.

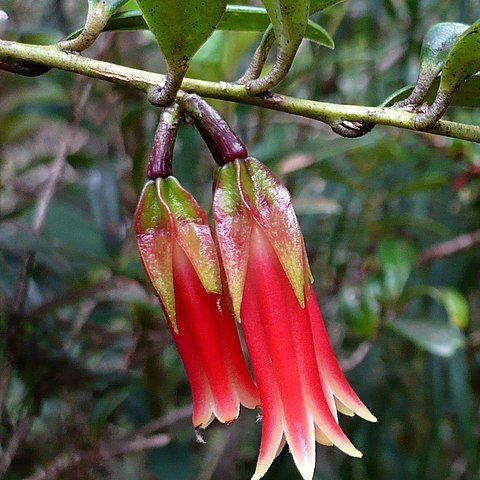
xmin=295 ymin=459 xmax=315 ymax=480
xmin=353 ymin=450 xmax=363 ymax=459
xmin=357 ymin=406 xmax=378 ymax=423
xmin=345 ymin=399 xmax=377 ymax=423
xmin=169 ymin=314 xmax=179 ymax=334
xmin=251 ymin=452 xmax=276 ymax=480
xmin=366 ymin=411 xmax=378 ymax=423
xmin=342 ymin=443 xmax=363 ymax=459
xmin=193 ymin=413 xmax=215 ymax=430
xmin=333 ymin=435 xmax=363 ymax=458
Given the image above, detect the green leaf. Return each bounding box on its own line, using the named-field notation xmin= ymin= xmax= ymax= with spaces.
xmin=378 ymin=237 xmax=416 ymax=300
xmin=387 ymin=172 xmax=448 ymax=197
xmin=339 ymin=281 xmax=381 ymax=337
xmin=380 ymin=74 xmax=480 ymax=109
xmin=310 ymin=0 xmax=345 ymax=14
xmin=437 ymin=19 xmax=480 ymax=98
xmin=387 ymin=317 xmax=464 ymax=357
xmin=378 ymin=215 xmax=449 ymax=236
xmin=135 ymin=0 xmax=226 ymax=63
xmin=447 ymin=352 xmax=479 ymax=468
xmin=89 ymin=387 xmax=131 ymax=434
xmin=305 ymin=20 xmax=334 ymax=48
xmin=408 ymin=286 xmax=470 ymax=329
xmin=135 ymin=0 xmax=226 ymax=103
xmin=220 ymin=5 xmax=271 ymax=31
xmin=98 ymin=7 xmax=334 ymax=47
xmin=90 ymin=0 xmax=129 ymax=16
xmin=23 ymin=201 xmax=107 ymax=261
xmin=417 ymin=22 xmax=468 ymax=86
xmin=429 ymin=287 xmax=469 ymax=329
xmin=413 ymin=18 xmax=480 ymax=128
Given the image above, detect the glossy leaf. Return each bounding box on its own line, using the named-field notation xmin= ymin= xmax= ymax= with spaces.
xmin=218 ymin=6 xmax=333 ymax=47
xmin=419 ymin=23 xmax=468 ymax=80
xmin=413 ymin=18 xmax=480 ymax=127
xmin=394 ymin=23 xmax=468 ymax=107
xmin=135 ymin=0 xmax=226 ymax=102
xmin=305 ymin=20 xmax=334 ymax=48
xmin=429 ymin=287 xmax=469 ymax=329
xmin=90 ymin=0 xmax=129 ymax=15
xmin=378 ymin=237 xmax=416 ymax=300
xmin=381 ymin=74 xmax=480 ymax=108
xmin=388 ymin=318 xmax=465 ymax=357
xmin=310 ymin=0 xmax=344 ymax=14
xmin=437 ymin=19 xmax=480 ymax=96
xmin=96 ymin=7 xmax=334 ymax=47
xmin=135 ymin=0 xmax=226 ymax=62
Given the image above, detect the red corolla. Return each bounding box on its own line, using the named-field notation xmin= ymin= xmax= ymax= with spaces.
xmin=135 ymin=177 xmax=259 ymax=428
xmin=213 ymin=158 xmax=376 ymax=480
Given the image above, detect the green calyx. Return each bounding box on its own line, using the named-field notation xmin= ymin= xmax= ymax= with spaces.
xmin=135 ymin=181 xmax=176 ymax=329
xmin=213 ymin=161 xmax=252 ymax=319
xmin=135 ymin=178 xmax=222 ymax=333
xmin=157 ymin=177 xmax=222 ymax=297
xmin=213 ymin=158 xmax=312 ymax=319
xmin=241 ymin=158 xmax=313 ymax=305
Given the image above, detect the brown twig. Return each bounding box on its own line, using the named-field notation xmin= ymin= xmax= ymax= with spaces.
xmin=416 ymin=229 xmax=480 ymax=265
xmin=26 ymin=276 xmax=148 ymax=319
xmin=23 ymin=433 xmax=170 ymax=480
xmin=339 ymin=341 xmax=372 ymax=372
xmin=133 ymin=404 xmax=193 ymax=437
xmin=0 ymin=415 xmax=33 ymax=478
xmin=23 ymin=404 xmax=192 ymax=480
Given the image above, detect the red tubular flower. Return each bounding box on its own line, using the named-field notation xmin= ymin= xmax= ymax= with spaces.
xmin=213 ymin=158 xmax=376 ymax=480
xmin=135 ymin=177 xmax=259 ymax=428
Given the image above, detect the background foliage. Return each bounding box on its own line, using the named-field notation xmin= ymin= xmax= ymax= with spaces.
xmin=0 ymin=1 xmax=479 ymax=479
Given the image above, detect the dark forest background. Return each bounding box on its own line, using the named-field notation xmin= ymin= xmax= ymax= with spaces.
xmin=0 ymin=1 xmax=479 ymax=479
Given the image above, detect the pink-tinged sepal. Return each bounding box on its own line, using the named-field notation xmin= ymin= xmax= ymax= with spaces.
xmin=212 ymin=161 xmax=252 ymax=318
xmin=134 ymin=181 xmax=177 ymax=330
xmin=240 ymin=158 xmax=312 ymax=307
xmin=157 ymin=177 xmax=221 ymax=295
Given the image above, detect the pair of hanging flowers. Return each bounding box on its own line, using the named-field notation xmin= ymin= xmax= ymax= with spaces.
xmin=135 ymin=94 xmax=376 ymax=480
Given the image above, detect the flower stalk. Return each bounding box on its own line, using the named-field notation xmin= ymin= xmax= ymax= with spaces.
xmin=147 ymin=103 xmax=182 ymax=180
xmin=178 ymin=93 xmax=248 ymax=165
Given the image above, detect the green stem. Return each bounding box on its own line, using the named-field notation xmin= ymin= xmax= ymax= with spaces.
xmin=0 ymin=39 xmax=479 ymax=142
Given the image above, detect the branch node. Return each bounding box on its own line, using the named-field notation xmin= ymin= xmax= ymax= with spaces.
xmin=330 ymin=120 xmax=375 ymax=138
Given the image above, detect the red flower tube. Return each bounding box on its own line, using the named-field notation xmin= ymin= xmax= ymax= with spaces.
xmin=213 ymin=158 xmax=376 ymax=480
xmin=135 ymin=177 xmax=259 ymax=428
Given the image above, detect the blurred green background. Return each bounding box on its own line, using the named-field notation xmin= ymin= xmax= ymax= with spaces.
xmin=0 ymin=1 xmax=479 ymax=479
